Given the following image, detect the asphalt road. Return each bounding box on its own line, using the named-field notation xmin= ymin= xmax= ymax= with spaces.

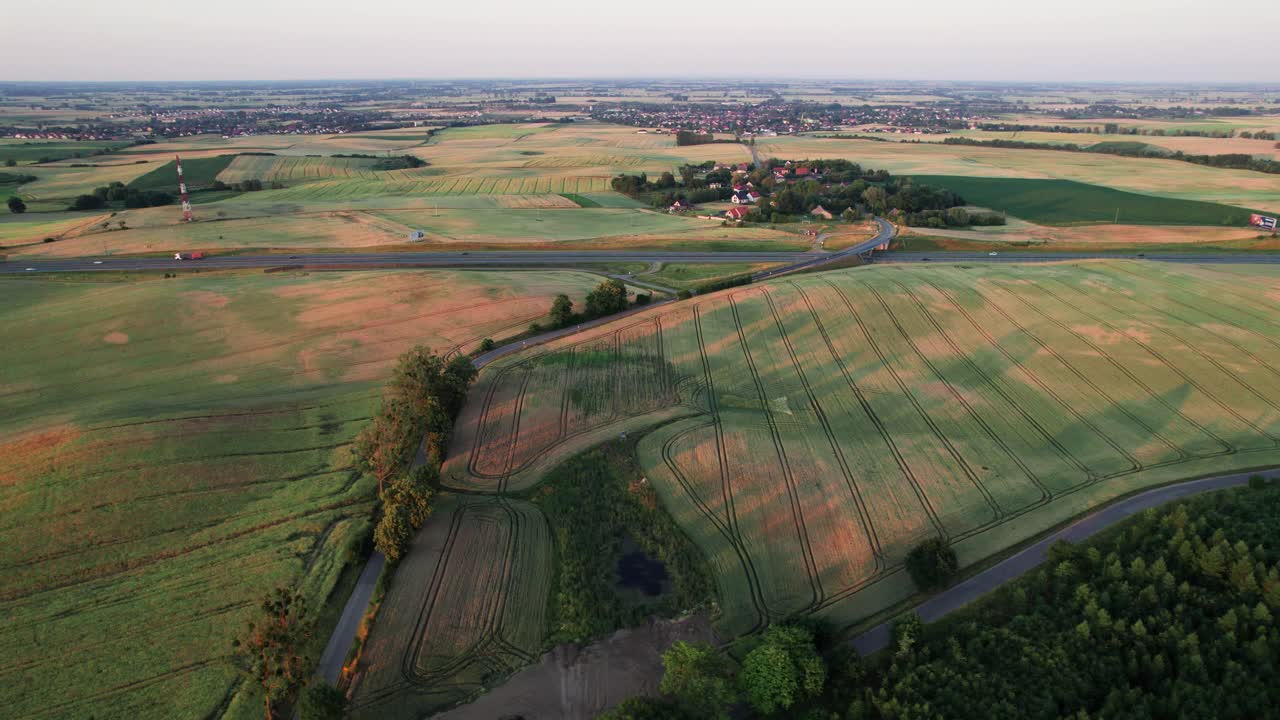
xmin=0 ymin=250 xmax=813 ymax=274
xmin=316 ymin=550 xmax=385 ymax=684
xmin=0 ymin=220 xmax=898 ymax=276
xmin=849 ymin=467 xmax=1277 ymax=657
xmin=882 ymin=251 xmax=1280 ymax=265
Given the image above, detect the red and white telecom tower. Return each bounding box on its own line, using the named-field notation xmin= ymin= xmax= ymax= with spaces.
xmin=175 ymin=154 xmax=194 ymax=222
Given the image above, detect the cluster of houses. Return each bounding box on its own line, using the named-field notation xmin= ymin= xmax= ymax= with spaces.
xmin=666 ymin=160 xmax=838 ymax=222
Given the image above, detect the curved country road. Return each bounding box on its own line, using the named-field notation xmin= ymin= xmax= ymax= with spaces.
xmin=850 ymin=466 xmax=1278 ymax=656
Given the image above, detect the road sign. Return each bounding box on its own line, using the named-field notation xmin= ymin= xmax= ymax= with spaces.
xmin=1251 ymin=213 xmax=1278 ymax=231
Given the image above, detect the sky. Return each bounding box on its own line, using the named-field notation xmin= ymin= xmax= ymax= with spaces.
xmin=3 ymin=0 xmax=1277 ymax=83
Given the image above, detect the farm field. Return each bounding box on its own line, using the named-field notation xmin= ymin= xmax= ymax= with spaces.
xmin=441 ymin=261 xmax=1280 ymax=642
xmin=909 ymin=176 xmax=1263 ymax=226
xmin=0 ymin=268 xmax=607 ymax=720
xmin=897 ymin=222 xmax=1280 ymax=253
xmin=755 ymin=135 xmax=1280 ymax=212
xmin=349 ymin=496 xmax=552 ymax=719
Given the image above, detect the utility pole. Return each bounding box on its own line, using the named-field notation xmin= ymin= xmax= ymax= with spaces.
xmin=176 ymin=155 xmax=194 ymax=222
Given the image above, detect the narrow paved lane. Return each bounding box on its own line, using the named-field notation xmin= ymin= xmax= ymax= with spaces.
xmin=850 ymin=467 xmax=1277 ymax=656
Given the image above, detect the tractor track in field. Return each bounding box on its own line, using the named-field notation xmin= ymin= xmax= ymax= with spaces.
xmin=760 ymin=287 xmax=888 ymax=572
xmin=897 ymin=268 xmax=1143 ymax=477
xmin=808 ymin=282 xmax=946 ymax=539
xmin=1016 ymin=275 xmax=1279 ymax=447
xmin=690 ymin=302 xmax=770 ymax=631
xmin=353 ymin=499 xmax=542 ymax=711
xmin=1086 ymin=266 xmax=1280 ymax=379
xmin=826 ymin=279 xmax=994 ymax=536
xmin=458 ymin=316 xmax=692 ymax=489
xmin=956 ymin=273 xmax=1192 ymax=465
xmin=983 ymin=276 xmax=1236 ymax=459
xmin=1055 ymin=272 xmax=1280 ymax=431
xmin=791 ymin=282 xmax=937 ymax=551
xmin=863 ymin=280 xmax=1051 ymax=509
xmin=728 ymin=291 xmax=824 ymax=613
xmin=887 ymin=277 xmax=1093 ymax=489
xmin=1101 ymin=265 xmax=1280 ymax=356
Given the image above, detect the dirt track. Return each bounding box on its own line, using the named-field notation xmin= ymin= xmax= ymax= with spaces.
xmin=433 ymin=613 xmax=716 ymax=720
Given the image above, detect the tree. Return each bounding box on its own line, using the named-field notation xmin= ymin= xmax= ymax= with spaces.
xmin=660 ymin=641 xmax=737 ymax=719
xmin=3 ymin=158 xmax=15 ymax=167
xmin=384 ymin=465 xmax=436 ymax=527
xmin=298 ymin=684 xmax=345 ymax=720
xmin=70 ymin=193 xmax=106 ymax=211
xmin=598 ymin=696 xmax=693 ymax=720
xmin=905 ymin=536 xmax=959 ymax=590
xmin=6 ymin=196 xmax=25 ymax=214
xmin=352 ymin=403 xmax=414 ymax=495
xmin=585 ymin=279 xmax=629 ymax=319
xmin=232 ymin=587 xmax=311 ymax=720
xmin=478 ymin=337 xmax=495 ymax=352
xmin=739 ymin=625 xmax=825 ymax=715
xmin=373 ymin=502 xmax=414 ymax=561
xmin=550 ymin=293 xmax=574 ymax=328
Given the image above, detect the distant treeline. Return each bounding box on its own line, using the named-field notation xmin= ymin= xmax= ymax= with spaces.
xmin=674 ymin=130 xmax=739 ymax=147
xmin=942 ymin=137 xmax=1280 ymax=175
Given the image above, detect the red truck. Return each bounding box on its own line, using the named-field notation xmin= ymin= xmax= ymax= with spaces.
xmin=173 ymin=251 xmax=206 ymax=260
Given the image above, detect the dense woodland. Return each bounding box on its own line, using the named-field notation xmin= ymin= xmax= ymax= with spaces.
xmin=607 ymin=477 xmax=1280 ymax=719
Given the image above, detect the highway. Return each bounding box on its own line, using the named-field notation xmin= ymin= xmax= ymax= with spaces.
xmin=0 ymin=219 xmax=896 ymax=276
xmin=881 ymin=251 xmax=1280 ymax=265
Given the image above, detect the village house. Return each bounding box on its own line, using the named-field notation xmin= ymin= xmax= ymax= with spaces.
xmin=725 ymin=206 xmax=750 ymax=221
xmin=668 ymin=198 xmax=693 ymax=213
xmin=810 ymin=205 xmax=833 ymax=220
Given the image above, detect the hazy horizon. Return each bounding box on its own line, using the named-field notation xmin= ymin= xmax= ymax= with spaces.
xmin=4 ymin=0 xmax=1278 ymax=83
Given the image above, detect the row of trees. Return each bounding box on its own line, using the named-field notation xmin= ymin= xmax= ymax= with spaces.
xmin=541 ymin=279 xmax=644 ymax=332
xmin=943 ymin=136 xmax=1280 ymax=175
xmin=231 ymin=347 xmax=481 ymax=719
xmin=352 ymin=348 xmax=477 ymax=560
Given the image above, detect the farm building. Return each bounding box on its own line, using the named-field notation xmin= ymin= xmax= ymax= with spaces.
xmin=810 ymin=205 xmax=833 ymax=220
xmin=725 ymin=206 xmax=750 ymax=220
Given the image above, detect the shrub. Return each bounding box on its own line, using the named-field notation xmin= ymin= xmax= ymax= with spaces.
xmin=478 ymin=337 xmax=495 ymax=352
xmin=1249 ymin=474 xmax=1269 ymax=490
xmin=905 ymin=536 xmax=959 ymax=590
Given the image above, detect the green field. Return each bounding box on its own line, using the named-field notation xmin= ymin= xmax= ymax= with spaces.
xmin=911 ymin=176 xmax=1262 ymax=225
xmin=0 ymin=268 xmax=607 ymax=720
xmin=0 ymin=140 xmax=133 ymax=165
xmin=128 ymin=155 xmax=238 ymax=192
xmin=434 ymin=260 xmax=1280 ymax=651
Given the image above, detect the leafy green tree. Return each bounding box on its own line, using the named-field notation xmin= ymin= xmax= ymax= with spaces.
xmin=550 ymin=293 xmax=574 ymax=327
xmin=373 ymin=502 xmax=414 ymax=562
xmin=232 ymin=587 xmax=311 ymax=720
xmin=298 ymin=684 xmax=345 ymax=720
xmin=740 ymin=625 xmax=826 ymax=715
xmin=4 ymin=158 xmax=15 ymax=167
xmin=905 ymin=537 xmax=959 ymax=590
xmin=6 ymin=196 xmax=25 ymax=214
xmin=585 ymin=279 xmax=629 ymax=319
xmin=478 ymin=337 xmax=495 ymax=352
xmin=383 ymin=467 xmax=435 ymax=527
xmin=598 ymin=696 xmax=693 ymax=719
xmin=660 ymin=641 xmax=737 ymax=719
